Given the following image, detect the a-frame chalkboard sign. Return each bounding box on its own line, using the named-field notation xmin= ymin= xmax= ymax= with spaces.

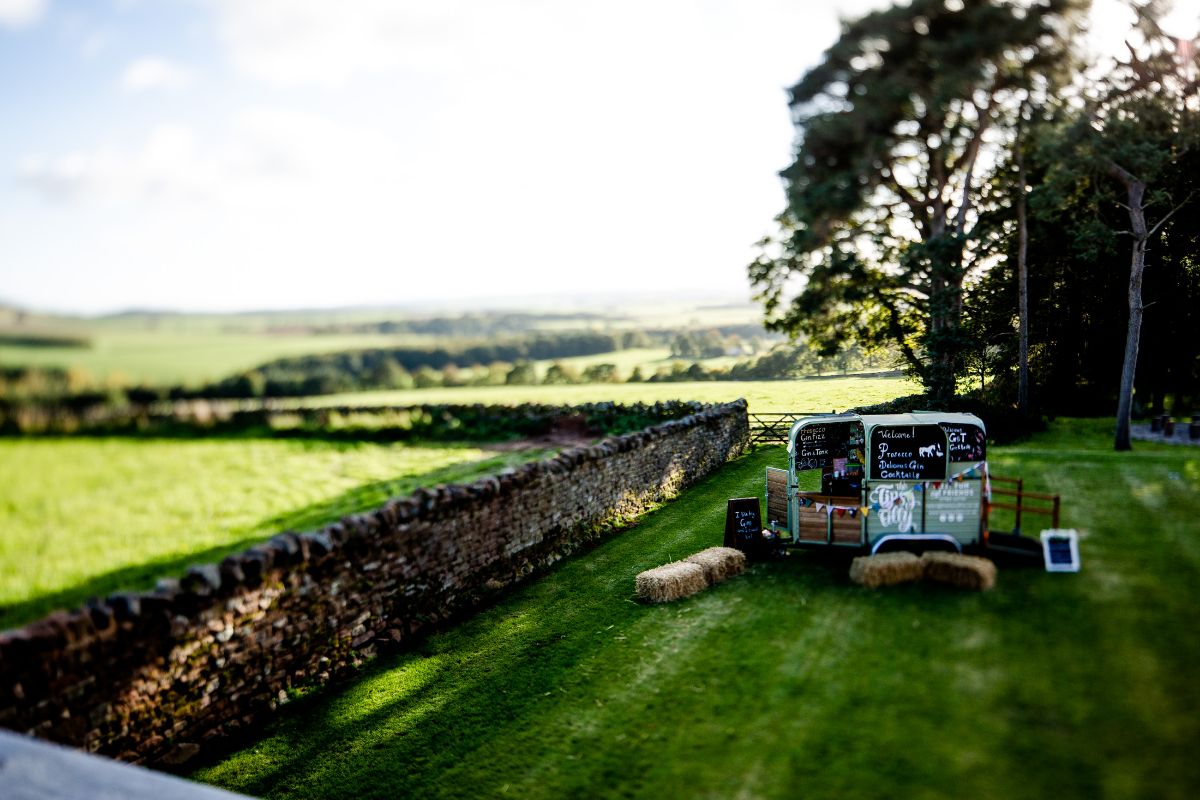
xmin=723 ymin=497 xmax=763 ymax=553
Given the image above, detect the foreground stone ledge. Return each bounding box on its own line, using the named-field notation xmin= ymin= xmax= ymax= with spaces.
xmin=0 ymin=729 xmax=252 ymax=800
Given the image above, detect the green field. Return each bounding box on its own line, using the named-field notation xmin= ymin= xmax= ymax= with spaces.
xmin=0 ymin=301 xmax=768 ymax=387
xmin=194 ymin=420 xmax=1200 ymax=799
xmin=0 ymin=331 xmax=424 ymax=386
xmin=300 ymin=376 xmax=918 ymax=413
xmin=0 ymin=439 xmax=548 ymax=630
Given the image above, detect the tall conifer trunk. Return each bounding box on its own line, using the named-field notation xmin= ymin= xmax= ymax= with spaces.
xmin=1016 ymin=118 xmax=1030 ymax=416
xmin=1109 ymin=164 xmax=1148 ymax=451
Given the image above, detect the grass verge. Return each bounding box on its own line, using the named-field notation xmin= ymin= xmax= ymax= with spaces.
xmin=192 ymin=420 xmax=1200 ymax=799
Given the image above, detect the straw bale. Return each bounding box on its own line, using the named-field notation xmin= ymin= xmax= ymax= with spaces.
xmin=684 ymin=546 xmax=747 ymax=585
xmin=849 ymin=552 xmax=924 ymax=588
xmin=635 ymin=561 xmax=708 ymax=603
xmin=921 ymin=551 xmax=997 ymax=591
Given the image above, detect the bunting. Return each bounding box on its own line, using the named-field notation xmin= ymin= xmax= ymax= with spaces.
xmin=942 ymin=461 xmax=992 ymax=499
xmin=798 ymin=496 xmax=869 ymax=516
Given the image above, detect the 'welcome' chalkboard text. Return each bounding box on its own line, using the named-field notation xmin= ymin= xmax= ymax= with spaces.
xmin=869 ymin=425 xmax=948 ymax=480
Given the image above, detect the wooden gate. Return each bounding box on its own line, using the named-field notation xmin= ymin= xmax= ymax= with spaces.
xmin=748 ymin=411 xmax=825 ymax=445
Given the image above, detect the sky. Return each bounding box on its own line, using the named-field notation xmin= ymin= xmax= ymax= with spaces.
xmin=1 ymin=0 xmax=1197 ymax=315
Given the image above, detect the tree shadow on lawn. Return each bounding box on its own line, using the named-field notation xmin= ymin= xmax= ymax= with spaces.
xmin=0 ymin=449 xmax=550 ymax=630
xmin=192 ymin=444 xmax=1200 ymax=799
xmin=188 ymin=448 xmax=870 ymax=798
xmin=189 ymin=528 xmax=1025 ymax=798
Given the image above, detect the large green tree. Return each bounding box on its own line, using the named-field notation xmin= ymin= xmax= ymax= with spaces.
xmin=750 ymin=0 xmax=1085 ymax=404
xmin=1035 ymin=1 xmax=1198 ymax=448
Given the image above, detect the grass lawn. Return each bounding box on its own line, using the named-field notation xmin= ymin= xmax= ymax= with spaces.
xmin=193 ymin=420 xmax=1200 ymax=799
xmin=0 ymin=439 xmax=549 ymax=630
xmin=299 ymin=375 xmax=919 ymax=413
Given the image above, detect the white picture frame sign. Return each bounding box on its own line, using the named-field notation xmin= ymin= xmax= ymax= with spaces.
xmin=1040 ymin=529 xmax=1081 ymax=572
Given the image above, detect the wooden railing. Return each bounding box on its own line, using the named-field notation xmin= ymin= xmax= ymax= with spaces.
xmin=986 ymin=474 xmax=1060 ymax=534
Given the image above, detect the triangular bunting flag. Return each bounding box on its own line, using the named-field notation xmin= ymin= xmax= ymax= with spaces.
xmin=836 ymin=508 xmax=845 ymax=517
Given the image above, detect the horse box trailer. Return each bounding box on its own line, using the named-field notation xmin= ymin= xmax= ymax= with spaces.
xmin=764 ymin=412 xmax=989 ymax=555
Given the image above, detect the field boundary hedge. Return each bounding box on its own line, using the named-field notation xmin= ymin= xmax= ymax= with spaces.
xmin=0 ymin=399 xmax=707 ymax=439
xmin=0 ymin=401 xmax=749 ymax=767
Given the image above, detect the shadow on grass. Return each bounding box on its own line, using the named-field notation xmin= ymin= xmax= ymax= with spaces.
xmin=188 ymin=448 xmax=796 ymax=798
xmin=189 ymin=437 xmax=1200 ymax=800
xmin=0 ymin=449 xmax=551 ymax=631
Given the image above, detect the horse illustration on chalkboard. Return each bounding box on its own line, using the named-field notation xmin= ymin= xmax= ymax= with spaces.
xmin=918 ymin=443 xmax=944 ymax=458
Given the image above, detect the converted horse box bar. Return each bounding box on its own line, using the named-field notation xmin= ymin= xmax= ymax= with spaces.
xmin=765 ymin=412 xmax=989 ymax=555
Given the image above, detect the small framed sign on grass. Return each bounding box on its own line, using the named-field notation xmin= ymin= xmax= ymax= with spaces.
xmin=1040 ymin=529 xmax=1081 ymax=572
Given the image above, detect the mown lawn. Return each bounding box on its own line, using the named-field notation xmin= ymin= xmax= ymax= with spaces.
xmin=0 ymin=439 xmax=548 ymax=630
xmin=194 ymin=420 xmax=1200 ymax=799
xmin=300 ymin=375 xmax=918 ymax=413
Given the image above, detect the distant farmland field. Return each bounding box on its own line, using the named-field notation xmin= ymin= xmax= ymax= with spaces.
xmin=0 ymin=331 xmax=426 ymax=386
xmin=298 ymin=375 xmax=919 ymax=413
xmin=0 ymin=439 xmax=548 ymax=629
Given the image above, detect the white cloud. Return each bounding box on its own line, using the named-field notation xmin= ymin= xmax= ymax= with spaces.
xmin=6 ymin=1 xmax=893 ymax=311
xmin=120 ymin=56 xmax=194 ymax=92
xmin=80 ymin=29 xmax=110 ymax=58
xmin=211 ymin=0 xmax=468 ymax=87
xmin=0 ymin=0 xmax=47 ymax=28
xmin=19 ymin=124 xmax=205 ymax=203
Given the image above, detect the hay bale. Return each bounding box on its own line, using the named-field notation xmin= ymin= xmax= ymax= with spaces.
xmin=684 ymin=546 xmax=747 ymax=585
xmin=849 ymin=552 xmax=924 ymax=588
xmin=921 ymin=551 xmax=997 ymax=591
xmin=635 ymin=561 xmax=708 ymax=603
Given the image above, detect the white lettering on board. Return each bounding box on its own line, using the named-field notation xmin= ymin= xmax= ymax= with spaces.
xmin=868 ymin=483 xmax=916 ymax=533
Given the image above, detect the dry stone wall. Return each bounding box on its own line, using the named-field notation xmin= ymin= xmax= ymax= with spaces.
xmin=0 ymin=401 xmax=748 ymax=767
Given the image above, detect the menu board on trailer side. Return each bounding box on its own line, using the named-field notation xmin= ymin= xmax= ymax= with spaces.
xmin=794 ymin=420 xmax=864 ymax=472
xmin=940 ymin=422 xmax=987 ymax=463
xmin=924 ymin=479 xmax=983 ymax=542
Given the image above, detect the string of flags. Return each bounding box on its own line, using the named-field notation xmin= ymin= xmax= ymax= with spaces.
xmin=796 ymin=460 xmax=992 ymax=517
xmin=795 ymin=496 xmax=869 ymax=518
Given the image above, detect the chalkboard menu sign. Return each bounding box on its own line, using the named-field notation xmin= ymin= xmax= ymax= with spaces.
xmin=794 ymin=421 xmax=864 ymax=471
xmin=869 ymin=425 xmax=948 ymax=480
xmin=940 ymin=422 xmax=987 ymax=462
xmin=1040 ymin=529 xmax=1081 ymax=573
xmin=723 ymin=497 xmax=763 ymax=553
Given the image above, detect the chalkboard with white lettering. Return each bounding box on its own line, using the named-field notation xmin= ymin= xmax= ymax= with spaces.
xmin=723 ymin=497 xmax=763 ymax=552
xmin=940 ymin=422 xmax=986 ymax=462
xmin=869 ymin=425 xmax=948 ymax=481
xmin=795 ymin=421 xmax=863 ymax=471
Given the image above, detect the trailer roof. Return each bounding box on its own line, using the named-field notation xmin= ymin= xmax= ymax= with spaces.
xmin=857 ymin=411 xmax=986 ymax=431
xmin=786 ymin=411 xmax=986 ymax=450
